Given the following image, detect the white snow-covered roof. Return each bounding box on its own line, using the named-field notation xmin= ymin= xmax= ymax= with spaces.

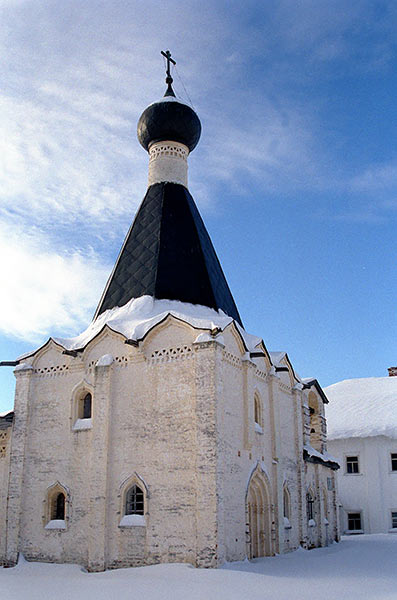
xmin=325 ymin=377 xmax=397 ymax=440
xmin=269 ymin=351 xmax=286 ymax=366
xmin=303 ymin=443 xmax=339 ymax=465
xmin=18 ymin=296 xmax=262 ymax=360
xmin=0 ymin=410 xmax=13 ymax=418
xmin=149 ymin=95 xmax=192 ymax=109
xmin=15 ymin=296 xmax=316 ymax=390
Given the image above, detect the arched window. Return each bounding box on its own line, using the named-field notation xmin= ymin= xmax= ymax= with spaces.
xmin=79 ymin=392 xmax=92 ymax=419
xmin=72 ymin=387 xmax=93 ymax=431
xmin=308 ymin=392 xmax=321 ymax=450
xmin=306 ymin=491 xmax=314 ymax=521
xmin=323 ymin=487 xmax=328 ymax=520
xmin=45 ymin=483 xmax=68 ymax=529
xmin=283 ymin=486 xmax=291 ymax=520
xmin=52 ymin=492 xmax=65 ymax=520
xmin=125 ymin=484 xmax=144 ymax=516
xmin=254 ymin=392 xmax=263 ymax=431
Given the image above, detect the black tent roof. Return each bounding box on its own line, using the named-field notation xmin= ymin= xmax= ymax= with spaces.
xmin=94 ymin=182 xmax=242 ymax=326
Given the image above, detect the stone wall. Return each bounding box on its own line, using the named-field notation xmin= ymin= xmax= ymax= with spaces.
xmin=329 ymin=435 xmax=397 ymax=534
xmin=0 ymin=422 xmax=12 ymax=564
xmin=1 ymin=318 xmax=339 ymax=569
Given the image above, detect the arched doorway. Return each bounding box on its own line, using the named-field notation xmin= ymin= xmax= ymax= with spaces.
xmin=247 ymin=470 xmax=272 ymax=558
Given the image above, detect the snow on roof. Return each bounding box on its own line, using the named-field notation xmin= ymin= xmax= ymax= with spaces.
xmin=325 ymin=377 xmax=397 ymax=440
xmin=268 ymin=351 xmax=286 ymax=366
xmin=18 ymin=296 xmax=262 ymax=360
xmin=0 ymin=410 xmax=13 ymax=418
xmin=148 ymin=95 xmax=192 ymax=108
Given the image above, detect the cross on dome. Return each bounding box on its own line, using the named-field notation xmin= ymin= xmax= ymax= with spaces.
xmin=161 ymin=49 xmax=176 ymax=97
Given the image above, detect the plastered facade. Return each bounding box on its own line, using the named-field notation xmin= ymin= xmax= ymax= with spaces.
xmin=328 ymin=435 xmax=397 ymax=534
xmin=0 ymin=316 xmax=339 ymax=570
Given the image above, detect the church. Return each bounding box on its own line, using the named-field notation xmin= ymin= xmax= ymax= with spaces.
xmin=0 ymin=54 xmax=339 ymax=571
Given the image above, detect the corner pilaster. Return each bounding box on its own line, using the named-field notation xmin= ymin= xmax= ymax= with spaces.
xmin=242 ymin=354 xmax=256 ymax=451
xmin=267 ymin=368 xmax=283 ymax=554
xmin=5 ymin=364 xmax=33 ymax=567
xmin=87 ymin=356 xmax=113 ymax=572
xmin=292 ymin=384 xmax=305 ymax=545
xmin=192 ymin=337 xmax=223 ymax=567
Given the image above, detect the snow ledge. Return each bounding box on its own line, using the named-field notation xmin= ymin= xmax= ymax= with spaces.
xmin=73 ymin=418 xmax=92 ymax=431
xmin=119 ymin=514 xmax=146 ymax=527
xmin=96 ymin=354 xmax=114 ymax=367
xmin=45 ymin=519 xmax=66 ymax=530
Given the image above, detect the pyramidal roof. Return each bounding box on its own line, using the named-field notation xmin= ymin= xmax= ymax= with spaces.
xmin=94 ymin=182 xmax=242 ymax=325
xmin=94 ymin=75 xmax=242 ymax=326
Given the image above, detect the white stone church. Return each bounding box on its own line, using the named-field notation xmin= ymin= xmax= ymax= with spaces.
xmin=0 ymin=60 xmax=339 ymax=571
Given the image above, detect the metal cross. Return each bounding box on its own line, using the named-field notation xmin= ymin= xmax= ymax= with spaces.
xmin=161 ymin=50 xmax=176 ymax=84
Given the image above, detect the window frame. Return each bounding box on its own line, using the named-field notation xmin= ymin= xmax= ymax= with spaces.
xmin=125 ymin=484 xmax=145 ymax=516
xmin=254 ymin=391 xmax=263 ymax=433
xmin=82 ymin=393 xmax=92 ymax=419
xmin=391 ymin=511 xmax=397 ymax=529
xmin=44 ymin=482 xmax=68 ymax=530
xmin=306 ymin=491 xmax=314 ymax=521
xmin=345 ymin=455 xmax=360 ymax=474
xmin=72 ymin=385 xmax=93 ymax=431
xmin=283 ymin=490 xmax=289 ymax=519
xmin=391 ymin=453 xmax=397 ymax=472
xmin=347 ymin=511 xmax=362 ymax=532
xmin=119 ymin=475 xmax=148 ymax=528
xmin=52 ymin=492 xmax=66 ymax=520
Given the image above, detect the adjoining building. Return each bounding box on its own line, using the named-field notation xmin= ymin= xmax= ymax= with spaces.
xmin=325 ymin=369 xmax=397 ymax=535
xmin=0 ymin=57 xmax=339 ymax=571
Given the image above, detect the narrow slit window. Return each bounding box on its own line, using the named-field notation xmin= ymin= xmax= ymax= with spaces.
xmin=254 ymin=393 xmax=262 ymax=429
xmin=283 ymin=487 xmax=291 ymax=520
xmin=254 ymin=398 xmax=260 ymax=425
xmin=52 ymin=492 xmax=65 ymax=520
xmin=83 ymin=393 xmax=92 ymax=419
xmin=306 ymin=493 xmax=314 ymax=521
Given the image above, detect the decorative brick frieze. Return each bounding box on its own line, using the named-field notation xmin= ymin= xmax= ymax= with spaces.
xmin=0 ymin=430 xmax=9 ymax=458
xmin=149 ymin=344 xmax=193 ymax=364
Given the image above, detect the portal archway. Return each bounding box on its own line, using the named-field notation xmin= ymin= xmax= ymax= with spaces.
xmin=246 ymin=469 xmax=272 ymax=558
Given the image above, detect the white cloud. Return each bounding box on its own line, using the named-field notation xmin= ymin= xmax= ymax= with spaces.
xmin=0 ymin=222 xmax=111 ymax=343
xmin=0 ymin=0 xmax=341 ymax=241
xmin=193 ymin=93 xmax=320 ymax=194
xmin=352 ymin=160 xmax=397 ymax=192
xmin=0 ymin=88 xmax=146 ymax=232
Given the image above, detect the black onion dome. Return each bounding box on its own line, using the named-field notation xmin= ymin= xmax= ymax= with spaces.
xmin=137 ymin=96 xmax=201 ymax=153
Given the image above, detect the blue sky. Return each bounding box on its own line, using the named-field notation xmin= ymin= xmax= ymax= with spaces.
xmin=1 ymin=0 xmax=397 ymax=412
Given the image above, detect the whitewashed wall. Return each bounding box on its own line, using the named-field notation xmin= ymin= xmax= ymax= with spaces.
xmin=1 ymin=318 xmax=339 ymax=570
xmin=328 ymin=435 xmax=397 ymax=534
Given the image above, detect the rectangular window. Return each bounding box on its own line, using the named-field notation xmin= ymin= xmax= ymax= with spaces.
xmin=346 ymin=456 xmax=359 ymax=474
xmin=392 ymin=512 xmax=397 ymax=529
xmin=391 ymin=454 xmax=397 ymax=471
xmin=347 ymin=512 xmax=362 ymax=531
xmin=327 ymin=477 xmax=333 ymax=491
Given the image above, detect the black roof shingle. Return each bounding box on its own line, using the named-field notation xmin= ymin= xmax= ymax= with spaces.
xmin=94 ymin=182 xmax=242 ymax=326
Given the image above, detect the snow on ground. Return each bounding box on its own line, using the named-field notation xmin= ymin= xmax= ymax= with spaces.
xmin=1 ymin=534 xmax=396 ymax=600
xmin=325 ymin=377 xmax=397 ymax=440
